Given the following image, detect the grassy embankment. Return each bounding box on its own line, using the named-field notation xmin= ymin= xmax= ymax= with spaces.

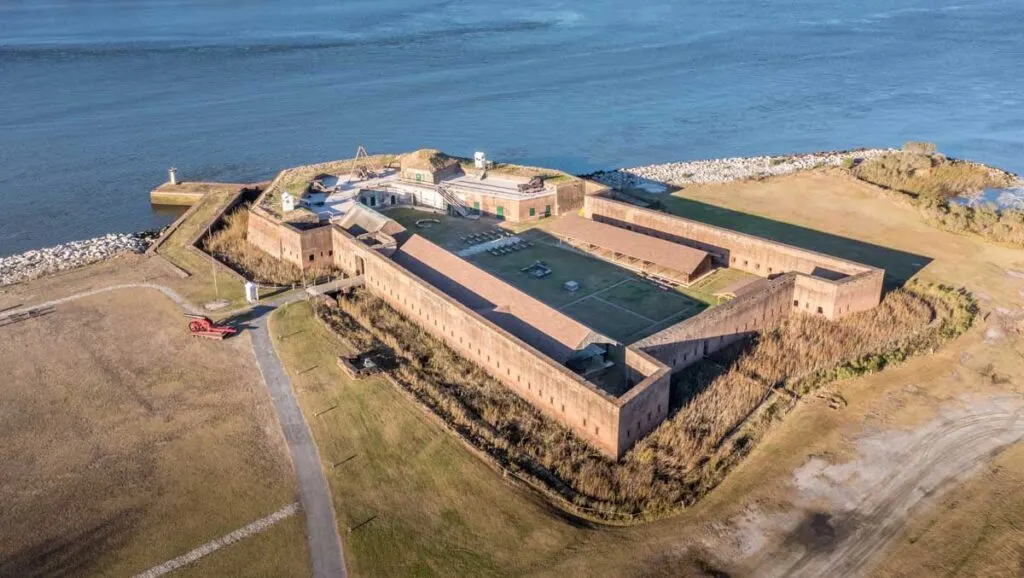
xmin=270 ymin=301 xmax=579 ymax=576
xmin=258 ymin=154 xmax=399 ymax=218
xmin=849 ymin=143 xmax=1024 ymax=246
xmin=315 ymin=281 xmax=974 ymax=523
xmin=156 ymin=187 xmax=246 ymax=306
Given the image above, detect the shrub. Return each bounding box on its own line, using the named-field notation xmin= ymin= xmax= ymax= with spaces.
xmin=903 ymin=141 xmax=938 ymax=155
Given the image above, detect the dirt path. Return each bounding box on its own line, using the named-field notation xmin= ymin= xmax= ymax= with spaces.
xmin=732 ymin=396 xmax=1024 ymax=577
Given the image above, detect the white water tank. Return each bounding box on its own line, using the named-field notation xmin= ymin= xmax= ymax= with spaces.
xmin=282 ymin=192 xmax=295 ymax=212
xmin=474 ymin=152 xmax=487 ymax=169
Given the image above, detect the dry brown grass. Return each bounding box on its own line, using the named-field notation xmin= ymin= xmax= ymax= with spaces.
xmin=318 ymin=282 xmax=973 ymax=522
xmin=203 ymin=208 xmax=337 ymax=286
xmin=852 ymin=152 xmax=1014 ymax=200
xmin=0 ymin=288 xmax=302 ymax=577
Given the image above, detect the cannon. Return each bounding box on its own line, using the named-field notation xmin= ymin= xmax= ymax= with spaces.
xmin=185 ymin=314 xmax=238 ymax=340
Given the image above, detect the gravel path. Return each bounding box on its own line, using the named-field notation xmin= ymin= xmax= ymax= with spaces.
xmin=134 ymin=503 xmax=300 ymax=578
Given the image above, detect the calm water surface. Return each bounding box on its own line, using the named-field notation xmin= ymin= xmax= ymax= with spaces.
xmin=1 ymin=0 xmax=1022 ymax=255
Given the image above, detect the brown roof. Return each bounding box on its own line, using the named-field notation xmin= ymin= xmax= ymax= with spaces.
xmin=549 ymin=215 xmax=710 ymax=276
xmin=393 ymin=235 xmax=605 ymax=362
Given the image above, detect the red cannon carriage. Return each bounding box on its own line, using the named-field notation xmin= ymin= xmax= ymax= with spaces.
xmin=185 ymin=314 xmax=238 ymax=340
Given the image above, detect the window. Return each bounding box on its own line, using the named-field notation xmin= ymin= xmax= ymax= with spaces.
xmin=583 ymin=418 xmax=587 ymax=427
xmin=595 ymin=426 xmax=600 ymax=435
xmin=793 ymin=300 xmax=799 ymax=307
xmin=817 ymin=306 xmax=824 ymax=314
xmin=309 ymin=254 xmax=314 ymax=262
xmin=544 ymin=204 xmax=551 ymax=217
xmin=390 ymin=195 xmax=396 ymax=205
xmin=743 ymin=260 xmax=748 ymax=266
xmin=370 ymin=197 xmax=376 ymax=207
xmin=561 ymin=404 xmax=565 ymax=412
xmin=657 ymin=404 xmax=662 ymax=413
xmin=647 ymin=412 xmax=652 ymax=422
xmin=328 ymin=250 xmax=333 ymax=257
xmin=627 ymin=429 xmax=631 ymax=438
xmin=529 ymin=207 xmax=536 ymax=217
xmin=496 ymin=206 xmax=505 ymax=220
xmin=550 ymin=396 xmax=554 ymax=405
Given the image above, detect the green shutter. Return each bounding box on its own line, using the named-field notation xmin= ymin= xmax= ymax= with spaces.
xmin=496 ymin=206 xmax=504 ymax=219
xmin=529 ymin=207 xmax=536 ymax=216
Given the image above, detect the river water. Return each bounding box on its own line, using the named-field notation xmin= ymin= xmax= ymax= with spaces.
xmin=1 ymin=0 xmax=1022 ymax=256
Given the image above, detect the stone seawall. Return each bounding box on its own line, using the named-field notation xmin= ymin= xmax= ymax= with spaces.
xmin=588 ymin=148 xmax=894 ymax=189
xmin=0 ymin=232 xmax=158 ymax=286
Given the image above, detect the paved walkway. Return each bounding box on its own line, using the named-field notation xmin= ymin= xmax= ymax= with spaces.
xmin=249 ymin=303 xmax=346 ymax=578
xmin=2 ymin=284 xmax=346 ymax=577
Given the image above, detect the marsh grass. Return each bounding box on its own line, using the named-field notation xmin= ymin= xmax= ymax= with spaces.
xmin=203 ymin=209 xmax=338 ymax=285
xmin=319 ymin=283 xmax=975 ymax=521
xmin=852 ymin=152 xmax=1013 ymax=200
xmin=850 ymin=151 xmax=1024 ymax=246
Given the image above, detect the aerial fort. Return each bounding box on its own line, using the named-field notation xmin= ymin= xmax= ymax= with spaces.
xmin=245 ymin=148 xmax=884 ymax=458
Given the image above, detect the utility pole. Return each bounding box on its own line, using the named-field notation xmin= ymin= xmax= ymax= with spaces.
xmin=209 ymin=224 xmax=219 ymax=300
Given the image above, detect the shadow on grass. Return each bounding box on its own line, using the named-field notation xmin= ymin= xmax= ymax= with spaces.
xmin=0 ymin=507 xmax=143 ymax=578
xmin=623 ymin=193 xmax=932 ymax=289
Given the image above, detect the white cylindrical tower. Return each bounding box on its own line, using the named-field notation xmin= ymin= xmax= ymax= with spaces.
xmin=168 ymin=167 xmax=178 ymax=185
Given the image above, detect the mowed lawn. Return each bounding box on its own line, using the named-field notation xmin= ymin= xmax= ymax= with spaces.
xmin=270 ymin=302 xmax=583 ymax=577
xmin=0 ymin=288 xmax=307 ymax=577
xmin=468 ymin=235 xmax=629 ymax=308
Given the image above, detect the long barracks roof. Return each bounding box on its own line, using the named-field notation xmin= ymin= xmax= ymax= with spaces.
xmin=393 ymin=235 xmax=608 ymax=363
xmin=549 ymin=214 xmax=710 ymax=277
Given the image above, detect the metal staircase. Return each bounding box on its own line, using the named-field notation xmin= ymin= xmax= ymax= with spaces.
xmin=436 ymin=184 xmax=478 ymax=219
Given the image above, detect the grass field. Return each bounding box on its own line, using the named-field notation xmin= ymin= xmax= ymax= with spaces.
xmin=386 ymin=207 xmax=507 ymax=250
xmin=0 ymin=288 xmax=306 ymax=577
xmin=270 ymin=301 xmax=583 ymax=576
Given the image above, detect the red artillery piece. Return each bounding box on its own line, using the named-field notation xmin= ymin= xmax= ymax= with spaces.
xmin=185 ymin=313 xmax=238 ymax=340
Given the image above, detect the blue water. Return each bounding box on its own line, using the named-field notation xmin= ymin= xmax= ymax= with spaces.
xmin=1 ymin=0 xmax=1022 ymax=256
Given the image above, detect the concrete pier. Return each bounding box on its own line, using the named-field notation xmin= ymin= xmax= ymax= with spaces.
xmin=150 ymin=181 xmax=249 ymax=206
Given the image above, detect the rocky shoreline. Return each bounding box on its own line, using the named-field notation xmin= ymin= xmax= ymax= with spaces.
xmin=587 ymin=148 xmax=895 ymax=190
xmin=0 ymin=231 xmax=160 ymax=287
